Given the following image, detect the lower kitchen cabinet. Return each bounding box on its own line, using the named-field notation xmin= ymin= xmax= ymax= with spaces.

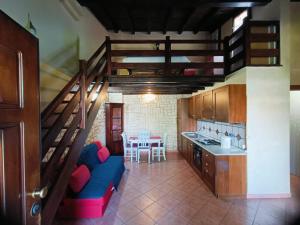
xmin=181 ymin=136 xmax=194 ymax=165
xmin=215 ymin=155 xmax=247 ymax=197
xmin=180 ymin=137 xmax=247 ymax=198
xmin=202 ymin=149 xmax=247 ymax=198
xmin=202 ymin=150 xmax=216 ymax=193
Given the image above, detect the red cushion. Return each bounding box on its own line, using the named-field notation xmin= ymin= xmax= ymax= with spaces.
xmin=97 ymin=147 xmax=110 ymax=163
xmin=93 ymin=141 xmax=103 ymax=150
xmin=183 ymin=69 xmax=196 ymax=76
xmin=69 ymin=165 xmax=91 ymax=193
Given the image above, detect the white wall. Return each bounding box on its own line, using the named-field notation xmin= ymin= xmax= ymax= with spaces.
xmin=1 ymin=0 xmax=108 ymax=108
xmin=290 ymin=91 xmax=300 ymax=176
xmin=246 ymin=67 xmax=290 ymax=196
xmin=246 ymin=0 xmax=290 ymax=196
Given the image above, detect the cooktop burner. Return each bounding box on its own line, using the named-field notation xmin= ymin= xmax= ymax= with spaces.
xmin=197 ymin=139 xmax=220 ymax=145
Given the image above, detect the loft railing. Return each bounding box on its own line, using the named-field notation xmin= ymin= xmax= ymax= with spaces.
xmin=107 ymin=37 xmax=224 ymax=76
xmin=223 ymin=20 xmax=280 ymax=75
xmin=41 ymin=40 xmax=109 ymax=225
xmin=103 ymin=21 xmax=280 ymax=78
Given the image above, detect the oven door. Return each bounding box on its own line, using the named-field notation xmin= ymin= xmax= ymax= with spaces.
xmin=193 ymin=145 xmax=202 ymax=171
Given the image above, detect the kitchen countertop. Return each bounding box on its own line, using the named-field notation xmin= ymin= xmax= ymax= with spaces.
xmin=182 ymin=132 xmax=247 ymax=156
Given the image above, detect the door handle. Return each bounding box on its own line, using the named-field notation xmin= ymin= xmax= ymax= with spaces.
xmin=28 ymin=186 xmax=48 ymax=199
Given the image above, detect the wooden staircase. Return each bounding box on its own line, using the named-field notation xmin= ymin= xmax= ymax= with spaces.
xmin=41 ymin=41 xmax=108 ymax=225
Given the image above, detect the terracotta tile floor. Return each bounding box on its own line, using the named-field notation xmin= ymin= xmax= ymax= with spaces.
xmin=54 ymin=153 xmax=300 ymax=225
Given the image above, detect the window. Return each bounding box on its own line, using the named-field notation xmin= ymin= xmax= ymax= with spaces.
xmin=233 ymin=10 xmax=249 ymax=31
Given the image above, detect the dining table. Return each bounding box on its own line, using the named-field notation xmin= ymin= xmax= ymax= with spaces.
xmin=128 ymin=136 xmax=162 ymax=162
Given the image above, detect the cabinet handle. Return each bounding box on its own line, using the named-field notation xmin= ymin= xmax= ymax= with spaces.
xmin=206 ymin=163 xmax=208 ymax=166
xmin=206 ymin=169 xmax=208 ymax=173
xmin=206 ymin=154 xmax=208 ymax=157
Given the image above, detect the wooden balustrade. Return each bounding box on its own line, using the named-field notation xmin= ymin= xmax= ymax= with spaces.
xmin=41 ymin=39 xmax=109 ymax=225
xmin=223 ymin=20 xmax=280 ymax=75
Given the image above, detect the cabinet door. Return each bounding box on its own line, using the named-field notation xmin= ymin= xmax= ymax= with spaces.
xmin=213 ymin=86 xmax=229 ymax=122
xmin=201 ymin=91 xmax=213 ymax=120
xmin=182 ymin=137 xmax=187 ymax=158
xmin=188 ymin=96 xmax=195 ymax=118
xmin=187 ymin=141 xmax=193 ymax=164
xmin=195 ymin=94 xmax=202 ymax=119
xmin=202 ymin=150 xmax=215 ymax=193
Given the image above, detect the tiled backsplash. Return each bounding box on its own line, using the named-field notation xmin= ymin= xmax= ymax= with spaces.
xmin=197 ymin=120 xmax=247 ymax=149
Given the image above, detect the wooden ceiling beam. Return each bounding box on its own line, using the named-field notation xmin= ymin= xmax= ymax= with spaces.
xmin=193 ymin=8 xmax=219 ymax=34
xmin=178 ymin=8 xmax=198 ymax=34
xmin=107 ymin=75 xmax=225 ymax=84
xmin=108 ymin=86 xmax=201 ymax=92
xmin=127 ymin=8 xmax=135 ymax=34
xmin=109 ymin=83 xmax=213 ymax=88
xmin=79 ymin=1 xmax=271 ymax=8
xmin=163 ymin=7 xmax=173 ymax=34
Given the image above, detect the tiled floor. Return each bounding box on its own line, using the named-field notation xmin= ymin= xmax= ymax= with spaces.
xmin=54 ymin=153 xmax=300 ymax=225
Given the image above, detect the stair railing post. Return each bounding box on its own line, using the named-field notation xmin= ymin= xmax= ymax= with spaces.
xmin=165 ymin=36 xmax=171 ymax=75
xmin=223 ymin=36 xmax=230 ymax=75
xmin=244 ymin=23 xmax=251 ymax=66
xmin=79 ymin=59 xmax=87 ymax=129
xmin=105 ymin=36 xmax=112 ymax=75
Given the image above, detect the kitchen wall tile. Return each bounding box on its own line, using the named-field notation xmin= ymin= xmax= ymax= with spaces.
xmin=197 ymin=120 xmax=247 ymax=149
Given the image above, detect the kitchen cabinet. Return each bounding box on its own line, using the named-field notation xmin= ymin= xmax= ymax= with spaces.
xmin=188 ymin=96 xmax=196 ymax=118
xmin=202 ymin=148 xmax=246 ymax=197
xmin=181 ymin=134 xmax=247 ymax=198
xmin=105 ymin=103 xmax=124 ymax=155
xmin=201 ymin=91 xmax=214 ymax=120
xmin=181 ymin=136 xmax=193 ymax=165
xmin=194 ymin=94 xmax=202 ymax=119
xmin=190 ymin=84 xmax=246 ymax=123
xmin=177 ymin=98 xmax=196 ymax=154
xmin=212 ymin=85 xmax=246 ymax=123
xmin=202 ymin=149 xmax=216 ymax=193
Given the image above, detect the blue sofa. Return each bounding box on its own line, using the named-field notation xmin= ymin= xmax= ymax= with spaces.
xmin=59 ymin=143 xmax=125 ymax=218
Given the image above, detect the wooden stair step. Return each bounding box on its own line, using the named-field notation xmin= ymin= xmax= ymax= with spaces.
xmin=51 ymin=141 xmax=73 ymax=148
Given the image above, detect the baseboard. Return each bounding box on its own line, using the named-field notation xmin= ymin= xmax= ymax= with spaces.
xmin=247 ymin=193 xmax=291 ymax=199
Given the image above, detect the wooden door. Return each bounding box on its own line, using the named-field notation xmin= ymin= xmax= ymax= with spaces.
xmin=213 ymin=86 xmax=229 ymax=122
xmin=0 ymin=11 xmax=41 ymax=225
xmin=201 ymin=91 xmax=213 ymax=120
xmin=106 ymin=103 xmax=124 ymax=155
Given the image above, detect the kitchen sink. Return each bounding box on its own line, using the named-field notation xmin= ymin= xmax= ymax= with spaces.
xmin=185 ymin=133 xmax=198 ymax=138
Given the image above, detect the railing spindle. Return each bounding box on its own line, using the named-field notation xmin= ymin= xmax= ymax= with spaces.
xmin=106 ymin=36 xmax=112 ymax=75
xmin=79 ymin=60 xmax=87 ymax=129
xmin=223 ymin=36 xmax=230 ymax=75
xmin=165 ymin=36 xmax=171 ymax=75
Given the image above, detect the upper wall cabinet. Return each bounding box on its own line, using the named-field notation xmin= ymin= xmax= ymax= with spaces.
xmin=201 ymin=91 xmax=214 ymax=120
xmin=189 ymin=84 xmax=246 ymax=123
xmin=188 ymin=96 xmax=196 ymax=118
xmin=212 ymin=85 xmax=246 ymax=123
xmin=195 ymin=94 xmax=202 ymax=119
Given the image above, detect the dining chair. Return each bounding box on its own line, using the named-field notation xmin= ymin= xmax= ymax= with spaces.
xmin=152 ymin=133 xmax=167 ymax=161
xmin=121 ymin=132 xmax=137 ymax=162
xmin=137 ymin=136 xmax=151 ymax=163
xmin=138 ymin=130 xmax=150 ymax=139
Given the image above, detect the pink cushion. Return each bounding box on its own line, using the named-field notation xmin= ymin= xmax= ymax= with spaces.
xmin=97 ymin=147 xmax=110 ymax=163
xmin=93 ymin=141 xmax=103 ymax=150
xmin=69 ymin=165 xmax=91 ymax=193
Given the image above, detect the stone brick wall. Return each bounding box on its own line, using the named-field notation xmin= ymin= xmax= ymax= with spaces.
xmin=86 ymin=95 xmax=108 ymax=145
xmin=86 ymin=93 xmax=190 ymax=151
xmin=123 ymin=94 xmax=189 ymax=151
